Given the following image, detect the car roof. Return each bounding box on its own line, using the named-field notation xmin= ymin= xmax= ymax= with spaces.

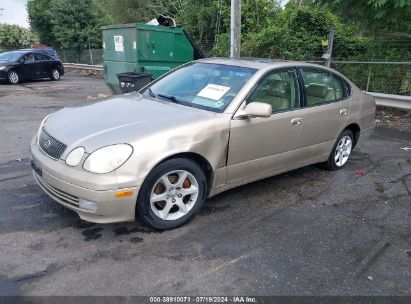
xmin=197 ymin=57 xmax=328 ymax=71
xmin=18 ymin=50 xmax=54 ymax=55
xmin=20 ymin=48 xmax=55 ymax=51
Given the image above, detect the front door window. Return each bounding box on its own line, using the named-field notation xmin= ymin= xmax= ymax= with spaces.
xmin=247 ymin=69 xmax=300 ymax=113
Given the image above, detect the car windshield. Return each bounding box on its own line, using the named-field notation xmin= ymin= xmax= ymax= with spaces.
xmin=145 ymin=63 xmax=257 ymax=112
xmin=0 ymin=51 xmax=24 ymax=62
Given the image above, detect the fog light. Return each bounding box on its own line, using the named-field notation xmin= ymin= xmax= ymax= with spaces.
xmin=79 ymin=199 xmax=97 ymax=212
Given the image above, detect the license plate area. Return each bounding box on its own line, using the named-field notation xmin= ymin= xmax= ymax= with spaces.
xmin=31 ymin=160 xmax=43 ymax=177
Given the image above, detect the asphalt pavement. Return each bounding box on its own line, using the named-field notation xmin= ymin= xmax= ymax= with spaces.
xmin=0 ymin=73 xmax=410 ymax=296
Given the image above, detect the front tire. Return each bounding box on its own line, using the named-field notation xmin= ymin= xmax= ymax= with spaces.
xmin=50 ymin=69 xmax=60 ymax=81
xmin=322 ymin=129 xmax=354 ymax=171
xmin=8 ymin=70 xmax=19 ymax=85
xmin=136 ymin=158 xmax=207 ymax=230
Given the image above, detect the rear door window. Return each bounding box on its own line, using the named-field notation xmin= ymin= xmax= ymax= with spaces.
xmin=300 ymin=68 xmax=349 ymax=106
xmin=35 ymin=53 xmax=50 ymax=61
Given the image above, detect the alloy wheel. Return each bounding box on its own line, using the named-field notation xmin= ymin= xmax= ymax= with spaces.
xmin=334 ymin=135 xmax=352 ymax=167
xmin=52 ymin=70 xmax=60 ymax=80
xmin=150 ymin=170 xmax=199 ymax=221
xmin=9 ymin=71 xmax=19 ymax=84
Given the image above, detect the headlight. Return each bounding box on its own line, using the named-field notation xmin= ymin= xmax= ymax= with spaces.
xmin=0 ymin=66 xmax=6 ymax=71
xmin=37 ymin=114 xmax=51 ymax=143
xmin=83 ymin=144 xmax=133 ymax=174
xmin=65 ymin=147 xmax=85 ymax=167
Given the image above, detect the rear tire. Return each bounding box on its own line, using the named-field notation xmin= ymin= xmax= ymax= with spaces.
xmin=50 ymin=69 xmax=60 ymax=81
xmin=136 ymin=158 xmax=207 ymax=230
xmin=8 ymin=70 xmax=19 ymax=85
xmin=322 ymin=129 xmax=354 ymax=171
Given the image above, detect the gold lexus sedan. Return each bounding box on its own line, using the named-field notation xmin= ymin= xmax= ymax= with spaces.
xmin=30 ymin=58 xmax=376 ymax=229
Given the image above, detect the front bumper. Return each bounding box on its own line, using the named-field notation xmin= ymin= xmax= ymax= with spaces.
xmin=0 ymin=70 xmax=8 ymax=80
xmin=30 ymin=138 xmax=139 ymax=223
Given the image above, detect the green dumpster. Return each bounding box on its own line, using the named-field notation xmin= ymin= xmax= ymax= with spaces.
xmin=102 ymin=23 xmax=202 ymax=94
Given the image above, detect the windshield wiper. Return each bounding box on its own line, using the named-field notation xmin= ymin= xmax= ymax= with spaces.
xmin=147 ymin=88 xmax=155 ymax=98
xmin=157 ymin=93 xmax=192 ymax=107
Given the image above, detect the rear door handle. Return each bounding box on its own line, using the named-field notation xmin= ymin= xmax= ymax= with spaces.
xmin=291 ymin=117 xmax=303 ymax=125
xmin=340 ymin=109 xmax=348 ymax=116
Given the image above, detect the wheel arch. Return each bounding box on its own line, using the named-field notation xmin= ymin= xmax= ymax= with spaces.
xmin=139 ymin=152 xmax=214 ymax=197
xmin=344 ymin=123 xmax=361 ymax=147
xmin=159 ymin=152 xmax=214 ymax=195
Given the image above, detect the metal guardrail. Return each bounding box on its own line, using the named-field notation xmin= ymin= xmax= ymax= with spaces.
xmin=366 ymin=92 xmax=411 ymax=110
xmin=63 ymin=63 xmax=410 ymax=110
xmin=63 ymin=63 xmax=103 ymax=71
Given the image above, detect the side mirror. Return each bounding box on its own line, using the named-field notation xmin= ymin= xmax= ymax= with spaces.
xmin=235 ymin=102 xmax=272 ymax=119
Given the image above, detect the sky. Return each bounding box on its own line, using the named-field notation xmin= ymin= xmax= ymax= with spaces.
xmin=0 ymin=0 xmax=29 ymax=28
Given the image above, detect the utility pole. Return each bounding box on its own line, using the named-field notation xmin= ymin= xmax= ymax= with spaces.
xmin=325 ymin=27 xmax=335 ymax=67
xmin=230 ymin=0 xmax=241 ymax=58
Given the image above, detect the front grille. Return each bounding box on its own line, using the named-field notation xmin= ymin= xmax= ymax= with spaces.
xmin=38 ymin=128 xmax=67 ymax=160
xmin=34 ymin=173 xmax=79 ymax=206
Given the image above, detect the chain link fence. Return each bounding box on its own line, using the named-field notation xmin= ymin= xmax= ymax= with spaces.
xmin=57 ymin=49 xmax=104 ymax=65
xmin=2 ymin=44 xmax=409 ymax=96
xmin=58 ymin=46 xmax=410 ymax=96
xmin=331 ymin=62 xmax=411 ymax=95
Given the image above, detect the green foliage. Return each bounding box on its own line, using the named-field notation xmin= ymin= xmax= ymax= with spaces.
xmin=27 ymin=0 xmax=56 ymax=46
xmin=0 ymin=24 xmax=38 ymax=48
xmin=98 ymin=0 xmax=281 ymax=56
xmin=171 ymin=0 xmax=281 ymax=56
xmin=399 ymin=71 xmax=411 ymax=95
xmin=239 ymin=6 xmax=370 ymax=60
xmin=292 ymin=0 xmax=411 ymax=94
xmin=94 ymin=0 xmax=153 ymax=24
xmin=314 ymin=0 xmax=411 ymax=34
xmin=24 ymin=0 xmax=410 ymax=95
xmin=27 ymin=0 xmax=106 ymax=52
xmin=51 ymin=0 xmax=104 ymax=54
xmin=176 ymin=0 xmax=225 ymax=55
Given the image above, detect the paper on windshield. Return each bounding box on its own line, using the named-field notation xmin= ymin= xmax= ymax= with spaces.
xmin=197 ymin=84 xmax=230 ymax=101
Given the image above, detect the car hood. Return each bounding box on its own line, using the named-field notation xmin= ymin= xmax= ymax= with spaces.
xmin=43 ymin=93 xmax=214 ymax=153
xmin=0 ymin=61 xmax=15 ymax=66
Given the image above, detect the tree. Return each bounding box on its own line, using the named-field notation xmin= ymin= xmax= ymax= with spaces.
xmin=95 ymin=0 xmax=281 ymax=56
xmin=0 ymin=24 xmax=38 ymax=48
xmin=174 ymin=0 xmax=281 ymax=55
xmin=314 ymin=0 xmax=411 ymax=35
xmin=94 ymin=0 xmax=153 ymax=24
xmin=27 ymin=0 xmax=56 ymax=46
xmin=303 ymin=0 xmax=411 ymax=60
xmin=50 ymin=0 xmax=105 ymax=60
xmin=239 ymin=5 xmax=370 ymax=60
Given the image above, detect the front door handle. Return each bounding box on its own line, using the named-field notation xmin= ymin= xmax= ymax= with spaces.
xmin=340 ymin=109 xmax=348 ymax=116
xmin=291 ymin=117 xmax=303 ymax=126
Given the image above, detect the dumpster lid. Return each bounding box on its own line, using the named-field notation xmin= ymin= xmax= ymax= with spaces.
xmin=117 ymin=72 xmax=152 ymax=78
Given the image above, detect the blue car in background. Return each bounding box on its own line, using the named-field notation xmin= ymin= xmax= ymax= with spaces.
xmin=0 ymin=50 xmax=64 ymax=85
